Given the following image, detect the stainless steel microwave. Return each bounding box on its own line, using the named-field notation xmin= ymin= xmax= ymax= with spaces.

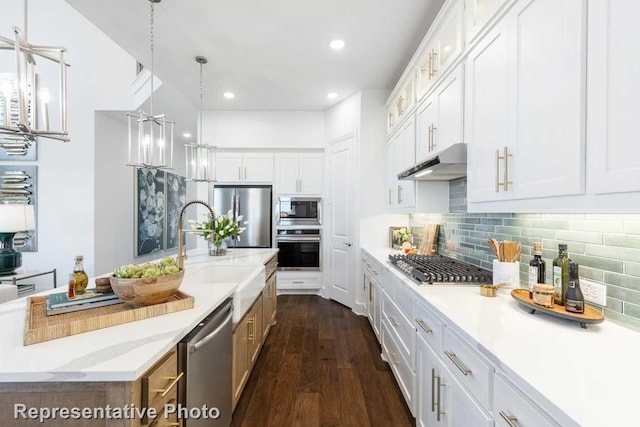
xmin=277 ymin=197 xmax=321 ymax=226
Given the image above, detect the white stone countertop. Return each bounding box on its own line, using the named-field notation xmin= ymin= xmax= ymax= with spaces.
xmin=363 ymin=247 xmax=640 ymax=427
xmin=0 ymin=248 xmax=277 ymax=383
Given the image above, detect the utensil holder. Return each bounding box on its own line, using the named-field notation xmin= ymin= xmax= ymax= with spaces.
xmin=493 ymin=260 xmax=520 ymax=288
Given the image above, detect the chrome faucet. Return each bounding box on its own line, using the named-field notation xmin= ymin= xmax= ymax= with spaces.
xmin=177 ymin=200 xmax=215 ymax=269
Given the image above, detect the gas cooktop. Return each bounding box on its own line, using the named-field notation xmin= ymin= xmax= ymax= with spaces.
xmin=388 ymin=254 xmax=492 ymax=285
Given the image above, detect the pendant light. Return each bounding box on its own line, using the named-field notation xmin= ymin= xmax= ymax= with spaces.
xmin=126 ymin=0 xmax=174 ymax=170
xmin=185 ymin=56 xmax=216 ymax=182
xmin=0 ymin=0 xmax=71 ymax=156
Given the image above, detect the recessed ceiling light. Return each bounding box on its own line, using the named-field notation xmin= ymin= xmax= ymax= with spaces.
xmin=326 ymin=92 xmax=338 ymax=99
xmin=223 ymin=92 xmax=235 ymax=99
xmin=330 ymin=39 xmax=345 ymax=50
xmin=183 ymin=132 xmax=192 ymax=138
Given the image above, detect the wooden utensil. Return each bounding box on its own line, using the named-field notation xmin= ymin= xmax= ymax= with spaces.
xmin=487 ymin=238 xmax=500 ymax=259
xmin=498 ymin=242 xmax=505 ymax=262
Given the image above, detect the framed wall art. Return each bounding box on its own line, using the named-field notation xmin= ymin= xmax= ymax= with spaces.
xmin=0 ymin=165 xmax=37 ymax=251
xmin=164 ymin=172 xmax=186 ymax=250
xmin=135 ymin=168 xmax=165 ymax=257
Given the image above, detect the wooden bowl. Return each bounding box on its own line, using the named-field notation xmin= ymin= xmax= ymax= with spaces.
xmin=109 ymin=269 xmax=185 ymax=307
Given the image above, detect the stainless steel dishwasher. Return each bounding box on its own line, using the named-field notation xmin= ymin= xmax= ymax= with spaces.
xmin=178 ymin=298 xmax=233 ymax=426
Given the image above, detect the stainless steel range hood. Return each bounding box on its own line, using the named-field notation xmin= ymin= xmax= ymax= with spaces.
xmin=398 ymin=143 xmax=467 ymax=181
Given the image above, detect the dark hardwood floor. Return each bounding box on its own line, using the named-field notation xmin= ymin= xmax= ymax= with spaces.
xmin=231 ymin=295 xmax=415 ymax=427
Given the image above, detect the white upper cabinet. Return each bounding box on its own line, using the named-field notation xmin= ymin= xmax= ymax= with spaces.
xmin=215 ymin=152 xmax=274 ymax=183
xmin=275 ymin=152 xmax=323 ymax=195
xmin=466 ymin=22 xmax=510 ymax=203
xmin=467 ymin=0 xmax=587 ymax=206
xmin=417 ymin=0 xmax=464 ymax=100
xmin=466 ymin=0 xmax=509 ymax=47
xmin=416 ymin=65 xmax=464 ymax=163
xmin=588 ymin=0 xmax=640 ymax=195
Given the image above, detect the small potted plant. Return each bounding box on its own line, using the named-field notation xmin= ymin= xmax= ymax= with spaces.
xmin=190 ymin=210 xmax=247 ymax=256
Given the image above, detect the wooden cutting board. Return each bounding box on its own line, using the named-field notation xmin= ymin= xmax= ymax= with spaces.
xmin=419 ymin=224 xmax=440 ymax=255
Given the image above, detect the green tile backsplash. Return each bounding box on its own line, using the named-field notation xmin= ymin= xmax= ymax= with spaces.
xmin=410 ymin=178 xmax=640 ymax=330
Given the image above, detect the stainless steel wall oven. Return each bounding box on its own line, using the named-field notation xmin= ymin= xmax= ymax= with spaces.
xmin=275 ymin=229 xmax=321 ymax=271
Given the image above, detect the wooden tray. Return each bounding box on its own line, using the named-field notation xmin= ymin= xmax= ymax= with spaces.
xmin=23 ymin=291 xmax=194 ymax=346
xmin=511 ymin=289 xmax=604 ymax=329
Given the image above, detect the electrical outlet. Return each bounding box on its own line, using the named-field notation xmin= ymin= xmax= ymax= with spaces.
xmin=580 ymin=278 xmax=607 ymax=307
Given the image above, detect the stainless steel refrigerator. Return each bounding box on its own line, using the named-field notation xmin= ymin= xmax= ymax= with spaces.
xmin=211 ymin=185 xmax=272 ymax=248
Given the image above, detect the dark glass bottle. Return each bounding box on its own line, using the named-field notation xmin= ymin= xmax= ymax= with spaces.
xmin=73 ymin=255 xmax=89 ymax=294
xmin=565 ymin=262 xmax=585 ymax=313
xmin=528 ymin=242 xmax=546 ymax=298
xmin=552 ymin=244 xmax=571 ymax=305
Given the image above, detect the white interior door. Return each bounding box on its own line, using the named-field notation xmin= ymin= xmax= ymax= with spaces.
xmin=326 ymin=135 xmax=355 ymax=308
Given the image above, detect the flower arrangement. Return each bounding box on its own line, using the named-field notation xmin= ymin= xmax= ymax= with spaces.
xmin=189 ymin=210 xmax=247 ymax=255
xmin=394 ymin=227 xmax=412 ymax=242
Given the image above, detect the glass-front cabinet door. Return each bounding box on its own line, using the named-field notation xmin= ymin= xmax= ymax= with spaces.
xmin=467 ymin=0 xmax=505 ymax=46
xmin=437 ymin=1 xmax=463 ymax=72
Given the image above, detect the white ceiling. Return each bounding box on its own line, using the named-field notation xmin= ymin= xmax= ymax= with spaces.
xmin=66 ymin=0 xmax=445 ymax=111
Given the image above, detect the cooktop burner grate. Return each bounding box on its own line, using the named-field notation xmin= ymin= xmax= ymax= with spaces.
xmin=388 ymin=254 xmax=492 ymax=285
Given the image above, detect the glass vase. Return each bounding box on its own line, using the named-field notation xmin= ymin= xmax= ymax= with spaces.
xmin=209 ymin=239 xmax=228 ymax=256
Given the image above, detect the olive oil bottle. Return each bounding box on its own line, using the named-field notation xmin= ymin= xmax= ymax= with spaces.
xmin=552 ymin=244 xmax=571 ymax=305
xmin=528 ymin=242 xmax=546 ymax=298
xmin=73 ymin=255 xmax=89 ymax=294
xmin=565 ymin=262 xmax=585 ymax=313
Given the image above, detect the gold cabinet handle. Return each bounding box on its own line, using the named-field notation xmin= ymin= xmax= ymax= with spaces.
xmin=388 ymin=188 xmax=392 ymax=205
xmin=248 ymin=317 xmax=255 ymax=344
xmin=238 ymin=166 xmax=242 ymax=181
xmin=244 ymin=166 xmax=247 ymax=181
xmin=416 ymin=318 xmax=433 ymax=334
xmin=428 ymin=52 xmax=434 ymax=80
xmin=151 ymin=371 xmax=184 ymax=398
xmin=444 ymin=350 xmax=472 ymax=376
xmin=428 ymin=124 xmax=433 ymax=151
xmin=499 ymin=411 xmax=519 ymax=427
xmin=387 ymin=315 xmax=398 ymax=327
xmin=503 ymin=146 xmax=513 ymax=191
xmin=431 ymin=49 xmax=438 ymax=78
xmin=430 ymin=125 xmax=437 ymax=151
xmin=496 ymin=149 xmax=503 ymax=192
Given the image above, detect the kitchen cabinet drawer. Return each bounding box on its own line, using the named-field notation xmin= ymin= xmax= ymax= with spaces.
xmin=382 ymin=292 xmax=416 ymax=368
xmin=141 ymin=350 xmax=181 ymax=419
xmin=414 ymin=300 xmax=444 ymax=353
xmin=382 ymin=322 xmax=415 ymax=414
xmin=493 ymin=373 xmax=559 ymax=427
xmin=149 ymin=399 xmax=180 ymax=427
xmin=443 ymin=327 xmax=492 ymax=408
xmin=394 ymin=276 xmax=415 ymax=319
xmin=277 ymin=274 xmax=321 ymax=290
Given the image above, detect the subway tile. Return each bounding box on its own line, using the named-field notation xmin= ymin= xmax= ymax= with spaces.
xmin=521 ymin=228 xmax=555 ymax=238
xmin=502 ymin=218 xmax=532 ymax=227
xmin=570 ymin=220 xmax=624 ymax=233
xmin=624 ymin=222 xmax=640 ymax=235
xmin=578 ymin=265 xmax=604 ymax=282
xmin=491 ymin=233 xmax=513 ymax=242
xmin=554 ymin=230 xmax=603 ymax=245
xmin=624 ymin=302 xmax=640 ymax=319
xmin=604 ymin=234 xmax=640 ymax=249
xmin=475 ymin=225 xmax=496 ymax=233
xmin=606 ymin=297 xmax=624 ymax=313
xmin=481 ymin=218 xmax=504 ymax=225
xmin=495 ymin=225 xmax=523 ymax=235
xmin=566 ymin=253 xmax=624 ymax=273
xmin=542 ymin=239 xmax=585 ymax=255
xmin=604 ymin=272 xmax=640 ymax=292
xmin=585 ymin=244 xmax=640 ymax=263
xmin=606 ymin=284 xmax=640 ymax=305
xmin=463 ymin=217 xmax=483 ymax=224
xmin=469 ymin=231 xmax=489 ymax=239
xmin=459 ymin=224 xmax=477 ymax=231
xmin=514 ymin=213 xmax=542 ymax=219
xmin=531 ymin=219 xmax=570 ymax=229
xmin=486 ymin=213 xmax=514 ymax=218
xmin=626 ymin=262 xmax=640 ymax=277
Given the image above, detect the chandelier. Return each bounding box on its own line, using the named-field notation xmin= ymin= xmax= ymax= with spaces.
xmin=0 ymin=0 xmax=71 ymax=156
xmin=126 ymin=0 xmax=174 ymax=170
xmin=185 ymin=56 xmax=216 ymax=182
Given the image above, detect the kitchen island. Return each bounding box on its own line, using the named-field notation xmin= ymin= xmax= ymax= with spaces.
xmin=363 ymin=247 xmax=640 ymax=427
xmin=0 ymin=248 xmax=277 ymax=426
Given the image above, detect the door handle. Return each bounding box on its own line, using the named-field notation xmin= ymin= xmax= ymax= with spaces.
xmin=344 ymin=242 xmax=352 ymax=247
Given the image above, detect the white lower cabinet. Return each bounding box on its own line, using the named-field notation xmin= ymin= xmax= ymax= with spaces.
xmin=493 ymin=373 xmax=559 ymax=427
xmin=382 ymin=321 xmax=416 ymax=415
xmin=417 ymin=334 xmax=493 ymax=427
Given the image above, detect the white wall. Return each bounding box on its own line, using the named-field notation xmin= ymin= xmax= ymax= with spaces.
xmin=93 ymin=112 xmax=197 ymax=275
xmin=0 ymin=0 xmax=138 ymax=284
xmin=201 ymin=111 xmax=325 ymax=149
